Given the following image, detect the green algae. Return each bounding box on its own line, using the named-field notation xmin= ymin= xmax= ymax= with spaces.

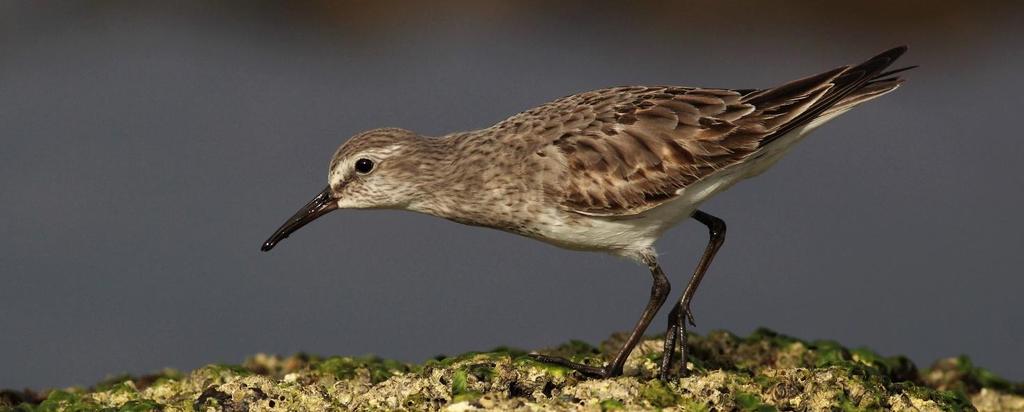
xmin=315 ymin=355 xmax=410 ymax=384
xmin=4 ymin=329 xmax=1021 ymax=411
xmin=464 ymin=362 xmax=496 ymax=383
xmin=894 ymin=381 xmax=976 ymax=411
xmin=425 ymin=348 xmax=517 ymax=370
xmin=21 ymin=391 xmax=92 ymax=412
xmin=450 ymin=369 xmax=469 ymax=395
xmin=640 ymin=379 xmax=679 ymax=408
xmin=599 ymin=398 xmax=625 ymax=410
xmin=851 ymin=347 xmax=918 ymax=382
xmin=951 ymin=355 xmax=1021 ymax=394
xmin=734 ymin=391 xmax=778 ymax=412
xmin=810 ymin=339 xmax=852 ymax=368
xmin=678 ymin=399 xmax=712 ymax=412
xmin=109 ymin=399 xmax=161 ymax=412
xmin=511 ymin=356 xmax=572 ymax=379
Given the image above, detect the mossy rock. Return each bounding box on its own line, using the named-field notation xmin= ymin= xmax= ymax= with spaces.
xmin=3 ymin=329 xmax=1021 ymax=411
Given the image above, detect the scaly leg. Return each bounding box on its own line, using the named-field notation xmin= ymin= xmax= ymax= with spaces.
xmin=530 ymin=254 xmax=671 ymax=378
xmin=659 ymin=210 xmax=726 ymax=380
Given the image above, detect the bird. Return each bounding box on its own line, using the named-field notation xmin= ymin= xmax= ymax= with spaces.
xmin=261 ymin=47 xmax=914 ymax=381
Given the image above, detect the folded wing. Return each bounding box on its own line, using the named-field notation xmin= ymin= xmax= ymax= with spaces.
xmin=514 ymin=47 xmax=910 ymax=216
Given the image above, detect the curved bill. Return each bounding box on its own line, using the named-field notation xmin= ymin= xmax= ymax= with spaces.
xmin=261 ymin=186 xmax=338 ymax=252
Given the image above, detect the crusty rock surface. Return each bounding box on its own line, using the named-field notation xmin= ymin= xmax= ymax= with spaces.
xmin=3 ymin=329 xmax=1021 ymax=411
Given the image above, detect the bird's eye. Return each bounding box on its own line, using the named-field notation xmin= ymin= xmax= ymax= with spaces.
xmin=354 ymin=158 xmax=374 ymax=174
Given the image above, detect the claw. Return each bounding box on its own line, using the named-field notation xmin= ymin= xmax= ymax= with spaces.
xmin=685 ymin=308 xmax=697 ymax=327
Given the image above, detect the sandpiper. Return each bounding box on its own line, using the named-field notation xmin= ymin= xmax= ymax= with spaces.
xmin=262 ymin=47 xmax=913 ymax=380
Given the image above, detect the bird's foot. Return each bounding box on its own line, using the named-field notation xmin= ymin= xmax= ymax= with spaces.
xmin=527 ymin=353 xmax=613 ymax=378
xmin=658 ymin=326 xmax=690 ymax=380
xmin=659 ymin=304 xmax=697 ymax=380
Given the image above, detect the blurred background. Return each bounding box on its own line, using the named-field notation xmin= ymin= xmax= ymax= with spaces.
xmin=1 ymin=1 xmax=1022 ymax=390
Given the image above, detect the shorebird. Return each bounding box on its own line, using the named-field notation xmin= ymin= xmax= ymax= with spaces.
xmin=262 ymin=47 xmax=913 ymax=380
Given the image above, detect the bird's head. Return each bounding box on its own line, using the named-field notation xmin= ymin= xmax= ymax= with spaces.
xmin=261 ymin=128 xmax=426 ymax=251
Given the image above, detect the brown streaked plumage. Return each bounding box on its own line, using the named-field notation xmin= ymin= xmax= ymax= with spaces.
xmin=261 ymin=47 xmax=914 ymax=381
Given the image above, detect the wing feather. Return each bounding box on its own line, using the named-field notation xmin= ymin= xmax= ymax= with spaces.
xmin=490 ymin=47 xmax=911 ymax=216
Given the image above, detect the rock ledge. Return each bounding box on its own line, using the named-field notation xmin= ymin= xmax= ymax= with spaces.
xmin=3 ymin=329 xmax=1022 ymax=411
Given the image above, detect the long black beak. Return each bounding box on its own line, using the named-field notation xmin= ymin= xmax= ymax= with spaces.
xmin=261 ymin=186 xmax=338 ymax=252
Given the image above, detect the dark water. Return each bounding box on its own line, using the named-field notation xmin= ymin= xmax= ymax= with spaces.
xmin=1 ymin=1 xmax=1021 ymax=389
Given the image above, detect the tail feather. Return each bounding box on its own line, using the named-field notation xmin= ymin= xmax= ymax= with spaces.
xmin=873 ymin=64 xmax=918 ymax=81
xmin=753 ymin=46 xmax=913 ymax=147
xmin=822 ymin=78 xmax=903 ymax=118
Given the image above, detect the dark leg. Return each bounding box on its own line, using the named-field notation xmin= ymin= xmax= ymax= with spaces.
xmin=530 ymin=254 xmax=670 ymax=378
xmin=659 ymin=210 xmax=726 ymax=380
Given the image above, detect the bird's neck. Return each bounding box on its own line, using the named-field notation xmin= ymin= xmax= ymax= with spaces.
xmin=403 ymin=132 xmax=506 ymax=227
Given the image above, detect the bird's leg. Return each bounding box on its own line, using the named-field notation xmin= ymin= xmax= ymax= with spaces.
xmin=530 ymin=255 xmax=670 ymax=378
xmin=660 ymin=304 xmax=684 ymax=379
xmin=659 ymin=210 xmax=726 ymax=380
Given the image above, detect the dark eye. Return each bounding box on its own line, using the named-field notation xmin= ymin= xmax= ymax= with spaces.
xmin=354 ymin=158 xmax=374 ymax=174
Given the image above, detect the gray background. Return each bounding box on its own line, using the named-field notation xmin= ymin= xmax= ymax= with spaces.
xmin=1 ymin=1 xmax=1021 ymax=389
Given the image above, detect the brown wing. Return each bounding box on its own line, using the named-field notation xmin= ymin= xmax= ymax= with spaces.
xmin=497 ymin=47 xmax=909 ymax=216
